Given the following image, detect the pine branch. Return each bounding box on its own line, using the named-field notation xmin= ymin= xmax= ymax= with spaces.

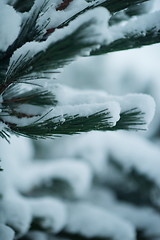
xmin=5 ymin=10 xmax=107 ymax=85
xmin=107 ymin=157 xmax=160 ymax=211
xmin=111 ymin=108 xmax=146 ymax=131
xmin=6 ymin=108 xmax=113 ymax=139
xmin=24 ymin=178 xmax=74 ymax=199
xmin=51 ymin=0 xmax=150 ymax=33
xmin=98 ymin=0 xmax=150 ymax=14
xmin=1 ymin=0 xmax=51 ymax=62
xmin=0 ymin=124 xmax=10 ymax=141
xmin=109 ymin=1 xmax=153 ymax=25
xmin=1 ymin=106 xmax=148 ymax=140
xmin=2 ymin=87 xmax=57 ymax=107
xmin=91 ymin=11 xmax=160 ymax=55
xmin=125 ymin=1 xmax=152 ymax=17
xmin=91 ymin=30 xmax=160 ymax=55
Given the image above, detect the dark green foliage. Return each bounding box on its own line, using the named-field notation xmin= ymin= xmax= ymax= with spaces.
xmin=23 ymin=178 xmax=74 ymax=199
xmin=0 ymin=0 xmax=159 ymax=140
xmin=111 ymin=108 xmax=145 ymax=131
xmin=5 ymin=19 xmax=102 ymax=84
xmin=1 ymin=0 xmax=50 ymax=63
xmin=109 ymin=2 xmax=152 ymax=25
xmin=12 ymin=0 xmax=34 ymax=12
xmin=137 ymin=230 xmax=160 ymax=240
xmin=6 ymin=109 xmax=113 ymax=139
xmin=91 ymin=27 xmax=160 ymax=55
xmin=57 ymin=0 xmax=150 ymax=29
xmin=0 ymin=107 xmax=147 ymax=140
xmin=106 ymin=157 xmax=160 ymax=211
xmin=0 ymin=125 xmax=10 ymax=141
xmin=98 ymin=0 xmax=150 ymax=14
xmin=3 ymin=86 xmax=57 ymax=107
xmin=19 ymin=230 xmax=160 ymax=240
xmin=57 ymin=232 xmax=111 ymax=240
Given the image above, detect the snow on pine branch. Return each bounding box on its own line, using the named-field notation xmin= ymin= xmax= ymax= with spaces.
xmin=97 ymin=0 xmax=151 ymax=14
xmin=53 ymin=85 xmax=155 ymax=130
xmin=92 ymin=10 xmax=160 ymax=55
xmin=16 ymin=160 xmax=92 ymax=198
xmin=29 ymin=197 xmax=67 ymax=233
xmin=71 ymin=131 xmax=160 ymax=209
xmin=88 ymin=187 xmax=160 ymax=239
xmin=0 ymin=84 xmax=155 ymax=139
xmin=0 ymin=197 xmax=32 ymax=237
xmin=2 ymin=86 xmax=57 ymax=107
xmin=2 ymin=0 xmax=94 ymax=57
xmin=1 ymin=102 xmax=120 ymax=139
xmin=36 ymin=0 xmax=90 ymax=34
xmin=108 ymin=132 xmax=160 ymax=189
xmin=3 ymin=0 xmax=54 ymax=57
xmin=0 ymin=1 xmax=157 ymax=140
xmin=5 ymin=7 xmax=110 ymax=83
xmin=41 ymin=0 xmax=151 ymax=37
xmin=64 ymin=202 xmax=135 ymax=240
xmin=106 ymin=93 xmax=155 ymax=130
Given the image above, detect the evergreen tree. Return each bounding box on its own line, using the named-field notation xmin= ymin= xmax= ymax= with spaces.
xmin=0 ymin=0 xmax=160 ymax=240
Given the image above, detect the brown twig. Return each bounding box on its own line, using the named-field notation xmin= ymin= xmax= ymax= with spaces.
xmin=56 ymin=0 xmax=74 ymax=11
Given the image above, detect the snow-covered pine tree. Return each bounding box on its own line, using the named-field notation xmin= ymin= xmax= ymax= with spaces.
xmin=0 ymin=0 xmax=160 ymax=240
xmin=0 ymin=0 xmax=159 ymax=140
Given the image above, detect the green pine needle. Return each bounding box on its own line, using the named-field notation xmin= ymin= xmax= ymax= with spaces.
xmin=7 ymin=108 xmax=113 ymax=139
xmin=57 ymin=0 xmax=150 ymax=29
xmin=91 ymin=28 xmax=160 ymax=55
xmin=112 ymin=108 xmax=146 ymax=131
xmin=5 ymin=19 xmax=102 ymax=83
xmin=3 ymin=87 xmax=57 ymax=107
xmin=2 ymin=0 xmax=51 ymax=61
xmin=108 ymin=157 xmax=160 ymax=209
xmin=98 ymin=0 xmax=150 ymax=14
xmin=1 ymin=107 xmax=146 ymax=140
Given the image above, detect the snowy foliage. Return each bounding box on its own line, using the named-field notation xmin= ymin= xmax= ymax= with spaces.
xmin=0 ymin=0 xmax=160 ymax=240
xmin=0 ymin=0 xmax=159 ymax=139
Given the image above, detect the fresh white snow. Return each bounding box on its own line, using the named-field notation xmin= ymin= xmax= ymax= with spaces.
xmin=0 ymin=1 xmax=21 ymax=51
xmin=0 ymin=224 xmax=15 ymax=240
xmin=66 ymin=202 xmax=135 ymax=240
xmin=29 ymin=197 xmax=67 ymax=233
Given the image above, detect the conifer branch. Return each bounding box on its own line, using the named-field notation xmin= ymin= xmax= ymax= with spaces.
xmin=1 ymin=107 xmax=147 ymax=140
xmin=1 ymin=0 xmax=51 ymax=61
xmin=6 ymin=109 xmax=113 ymax=139
xmin=108 ymin=157 xmax=160 ymax=211
xmin=111 ymin=108 xmax=146 ymax=131
xmin=98 ymin=0 xmax=150 ymax=14
xmin=5 ymin=15 xmax=106 ymax=84
xmin=51 ymin=0 xmax=150 ymax=34
xmin=3 ymin=87 xmax=57 ymax=107
xmin=91 ymin=11 xmax=160 ymax=55
xmin=91 ymin=29 xmax=160 ymax=55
